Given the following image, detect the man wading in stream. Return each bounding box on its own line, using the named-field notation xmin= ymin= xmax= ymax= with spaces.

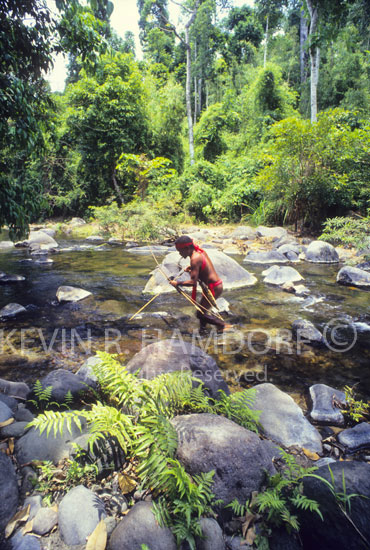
xmin=170 ymin=235 xmax=229 ymax=332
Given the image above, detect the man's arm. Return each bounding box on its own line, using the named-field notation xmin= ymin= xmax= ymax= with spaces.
xmin=170 ymin=256 xmax=200 ymax=288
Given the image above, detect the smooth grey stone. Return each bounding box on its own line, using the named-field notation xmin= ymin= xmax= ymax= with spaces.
xmin=32 ymin=507 xmax=58 ymax=535
xmin=356 ymin=261 xmax=370 ymax=272
xmin=292 ymin=319 xmax=324 ymax=346
xmin=0 ymin=393 xmax=18 ymax=411
xmin=126 ymin=245 xmax=172 ymax=254
xmin=230 ymin=226 xmax=257 ymax=240
xmin=337 ymin=266 xmax=370 ymax=287
xmin=70 ymin=217 xmax=86 ymax=226
xmin=126 ymin=339 xmax=229 ymax=399
xmin=309 ymin=384 xmax=346 ymax=426
xmin=59 ymin=485 xmax=106 ymax=545
xmin=262 ymin=265 xmax=303 ymax=285
xmin=276 ymin=243 xmax=301 ymax=255
xmin=195 ymin=518 xmax=225 ymax=550
xmin=144 ymin=250 xmax=257 ymax=294
xmin=284 ymin=251 xmax=299 ymax=261
xmin=109 ymin=501 xmax=177 ymax=550
xmin=56 ymin=285 xmax=92 ymax=302
xmin=0 ymin=241 xmax=14 ymax=250
xmin=14 ymin=406 xmax=34 ymax=422
xmin=171 ymin=413 xmax=277 ymax=506
xmin=338 ymin=422 xmax=370 ymax=452
xmin=40 ymin=368 xmax=91 ymax=403
xmin=24 ymin=495 xmax=43 ymax=520
xmin=225 ymin=536 xmax=250 ymax=549
xmin=301 ymin=462 xmax=370 ymax=550
xmin=16 ymin=230 xmax=58 ymax=251
xmin=0 ymin=379 xmax=30 ymax=400
xmin=39 ymin=228 xmax=56 ymax=237
xmin=0 ymin=303 xmax=27 ymax=319
xmin=244 ymin=250 xmax=289 ymax=265
xmin=251 ymin=383 xmax=322 ymax=453
xmin=315 ymin=457 xmax=336 ymax=468
xmin=256 ymin=226 xmax=287 ymax=240
xmin=10 ymin=531 xmax=41 ymax=550
xmin=76 ymin=355 xmax=102 ymax=388
xmin=15 ymin=417 xmax=85 ymax=465
xmin=85 ymin=235 xmax=105 ymax=242
xmin=0 ymin=401 xmax=13 ymax=423
xmin=0 ymin=452 xmax=18 ymax=530
xmin=305 ymin=240 xmax=339 ymax=263
xmin=1 ymin=421 xmax=29 ymax=438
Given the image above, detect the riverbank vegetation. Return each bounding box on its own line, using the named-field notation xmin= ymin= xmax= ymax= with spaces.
xmin=1 ymin=0 xmax=369 ymax=242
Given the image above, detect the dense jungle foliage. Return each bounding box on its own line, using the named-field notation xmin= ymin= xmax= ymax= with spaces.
xmin=1 ymin=0 xmax=369 ymax=238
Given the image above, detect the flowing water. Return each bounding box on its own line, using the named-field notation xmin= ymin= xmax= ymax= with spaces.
xmin=1 ymin=235 xmax=369 ymax=406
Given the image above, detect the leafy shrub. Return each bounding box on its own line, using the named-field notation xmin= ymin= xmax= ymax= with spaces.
xmin=319 ymin=216 xmax=370 ymax=250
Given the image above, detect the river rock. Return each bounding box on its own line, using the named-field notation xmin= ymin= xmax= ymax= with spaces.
xmin=0 ymin=241 xmax=14 ymax=250
xmin=76 ymin=355 xmax=102 ymax=388
xmin=337 ymin=266 xmax=370 ymax=287
xmin=24 ymin=496 xmax=43 ymax=520
xmin=0 ymin=379 xmax=30 ymax=400
xmin=300 ymin=461 xmax=370 ymax=550
xmin=126 ymin=245 xmax=174 ymax=254
xmin=126 ymin=339 xmax=229 ymax=398
xmin=1 ymin=421 xmax=29 ymax=438
xmin=56 ymin=285 xmax=92 ymax=302
xmin=108 ymin=501 xmax=176 ymax=550
xmin=256 ymin=226 xmax=287 ymax=240
xmin=276 ymin=243 xmax=301 ymax=255
xmin=59 ymin=485 xmax=106 ymax=545
xmin=356 ymin=261 xmax=370 ymax=272
xmin=70 ymin=217 xmax=86 ymax=226
xmin=0 ymin=452 xmax=18 ymax=530
xmin=251 ymin=383 xmax=322 ymax=452
xmin=262 ymin=265 xmax=304 ymax=285
xmin=16 ymin=230 xmax=58 ymax=251
xmin=0 ymin=401 xmax=13 ymax=423
xmin=230 ymin=226 xmax=257 ymax=240
xmin=14 ymin=405 xmax=34 ymax=422
xmin=304 ymin=240 xmax=339 ymax=263
xmin=39 ymin=368 xmax=92 ymax=403
xmin=292 ymin=319 xmax=324 ymax=346
xmin=39 ymin=228 xmax=56 ymax=238
xmin=309 ymin=384 xmax=346 ymax=426
xmin=0 ymin=393 xmax=17 ymax=411
xmin=9 ymin=532 xmax=41 ymax=550
xmin=144 ymin=250 xmax=257 ymax=294
xmin=337 ymin=422 xmax=370 ymax=452
xmin=0 ymin=303 xmax=27 ymax=319
xmin=15 ymin=417 xmax=86 ymax=465
xmin=195 ymin=518 xmax=225 ymax=550
xmin=0 ymin=274 xmax=25 ymax=283
xmin=171 ymin=413 xmax=277 ymax=506
xmin=31 ymin=507 xmax=58 ymax=535
xmin=244 ymin=250 xmax=289 ymax=264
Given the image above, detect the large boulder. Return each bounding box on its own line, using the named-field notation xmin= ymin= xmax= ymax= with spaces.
xmin=0 ymin=452 xmax=18 ymax=530
xmin=0 ymin=379 xmax=30 ymax=400
xmin=16 ymin=230 xmax=58 ymax=251
xmin=337 ymin=266 xmax=370 ymax=287
xmin=171 ymin=413 xmax=277 ymax=506
xmin=56 ymin=285 xmax=92 ymax=302
xmin=309 ymin=384 xmax=346 ymax=426
xmin=300 ymin=462 xmax=370 ymax=550
xmin=144 ymin=250 xmax=257 ymax=294
xmin=262 ymin=265 xmax=304 ymax=286
xmin=126 ymin=339 xmax=229 ymax=398
xmin=337 ymin=422 xmax=370 ymax=452
xmin=256 ymin=226 xmax=287 ymax=240
xmin=109 ymin=502 xmax=176 ymax=550
xmin=230 ymin=226 xmax=257 ymax=240
xmin=39 ymin=369 xmax=93 ymax=403
xmin=251 ymin=384 xmax=322 ymax=453
xmin=58 ymin=485 xmax=106 ymax=545
xmin=243 ymin=250 xmax=289 ymax=265
xmin=304 ymin=240 xmax=339 ymax=263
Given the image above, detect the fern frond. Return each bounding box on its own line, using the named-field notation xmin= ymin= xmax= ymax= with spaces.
xmin=28 ymin=410 xmax=82 ymax=438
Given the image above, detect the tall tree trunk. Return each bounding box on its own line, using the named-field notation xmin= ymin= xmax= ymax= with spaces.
xmin=263 ymin=13 xmax=269 ymax=67
xmin=198 ymin=76 xmax=202 ymax=114
xmin=300 ymin=6 xmax=309 ymax=84
xmin=185 ymin=24 xmax=195 ymax=164
xmin=112 ymin=166 xmax=123 ymax=206
xmin=306 ymin=0 xmax=319 ymax=122
xmin=194 ymin=75 xmax=197 ymax=125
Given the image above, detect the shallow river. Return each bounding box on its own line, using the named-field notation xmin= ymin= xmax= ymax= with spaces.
xmin=1 ymin=237 xmax=369 ymax=407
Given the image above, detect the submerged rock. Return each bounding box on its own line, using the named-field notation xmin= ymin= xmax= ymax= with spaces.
xmin=309 ymin=384 xmax=346 ymax=426
xmin=337 ymin=265 xmax=370 ymax=287
xmin=251 ymin=383 xmax=323 ymax=452
xmin=171 ymin=413 xmax=277 ymax=506
xmin=0 ymin=303 xmax=26 ymax=319
xmin=126 ymin=339 xmax=229 ymax=398
xmin=292 ymin=319 xmax=324 ymax=346
xmin=0 ymin=273 xmax=25 ymax=283
xmin=304 ymin=240 xmax=339 ymax=263
xmin=262 ymin=265 xmax=304 ymax=285
xmin=144 ymin=250 xmax=257 ymax=294
xmin=56 ymin=285 xmax=92 ymax=302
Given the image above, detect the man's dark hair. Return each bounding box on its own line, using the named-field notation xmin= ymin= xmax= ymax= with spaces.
xmin=175 ymin=235 xmax=194 ymax=247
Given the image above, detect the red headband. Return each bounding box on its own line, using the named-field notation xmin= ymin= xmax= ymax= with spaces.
xmin=176 ymin=240 xmax=203 ymax=252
